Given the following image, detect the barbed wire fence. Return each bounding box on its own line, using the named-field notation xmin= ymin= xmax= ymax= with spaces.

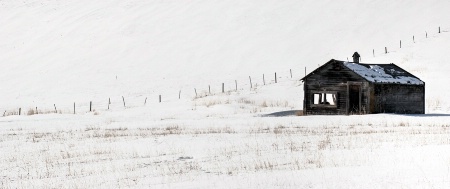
xmin=1 ymin=26 xmax=446 ymax=117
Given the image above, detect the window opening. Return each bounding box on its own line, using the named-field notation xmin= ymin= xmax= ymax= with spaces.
xmin=313 ymin=93 xmax=337 ymax=105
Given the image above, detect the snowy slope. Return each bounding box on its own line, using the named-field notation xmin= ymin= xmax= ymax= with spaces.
xmin=1 ymin=0 xmax=450 ymax=112
xmin=2 ymin=1 xmax=450 ymax=188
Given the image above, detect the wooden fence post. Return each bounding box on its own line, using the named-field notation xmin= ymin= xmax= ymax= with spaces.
xmin=194 ymin=88 xmax=197 ymax=97
xmin=90 ymin=101 xmax=92 ymax=112
xmin=439 ymin=26 xmax=440 ymax=33
xmin=385 ymin=47 xmax=388 ymax=54
xmin=159 ymin=95 xmax=161 ymax=103
xmin=108 ymin=98 xmax=110 ymax=110
xmin=249 ymin=76 xmax=252 ymax=89
xmin=36 ymin=107 xmax=38 ymax=115
xmin=122 ymin=96 xmax=125 ymax=107
xmin=208 ymin=85 xmax=211 ymax=94
xmin=400 ymin=40 xmax=401 ymax=48
xmin=263 ymin=74 xmax=265 ymax=85
xmin=19 ymin=108 xmax=21 ymax=116
xmin=275 ymin=72 xmax=277 ymax=83
xmin=144 ymin=97 xmax=147 ymax=105
xmin=222 ymin=83 xmax=224 ymax=93
xmin=54 ymin=104 xmax=57 ymax=113
xmin=290 ymin=69 xmax=292 ymax=78
xmin=426 ymin=31 xmax=428 ymax=38
xmin=413 ymin=35 xmax=415 ymax=43
xmin=373 ymin=49 xmax=375 ymax=57
xmin=179 ymin=90 xmax=181 ymax=99
xmin=235 ymin=80 xmax=237 ymax=91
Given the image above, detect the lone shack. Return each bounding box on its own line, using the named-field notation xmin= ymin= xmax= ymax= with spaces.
xmin=301 ymin=53 xmax=425 ymax=115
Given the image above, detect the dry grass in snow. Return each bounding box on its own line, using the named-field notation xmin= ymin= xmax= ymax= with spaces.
xmin=1 ymin=113 xmax=450 ymax=188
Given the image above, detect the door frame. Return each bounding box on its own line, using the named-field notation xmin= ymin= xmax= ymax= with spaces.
xmin=347 ymin=81 xmax=362 ymax=115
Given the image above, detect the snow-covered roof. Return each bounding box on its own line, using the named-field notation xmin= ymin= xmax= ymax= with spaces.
xmin=343 ymin=62 xmax=424 ymax=85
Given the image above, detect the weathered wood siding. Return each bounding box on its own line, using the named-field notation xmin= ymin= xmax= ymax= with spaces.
xmin=372 ymin=84 xmax=425 ymax=114
xmin=304 ymin=60 xmax=369 ymax=115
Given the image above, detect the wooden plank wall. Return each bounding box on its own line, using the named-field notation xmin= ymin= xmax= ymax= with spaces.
xmin=304 ymin=61 xmax=368 ymax=115
xmin=372 ymin=84 xmax=425 ymax=114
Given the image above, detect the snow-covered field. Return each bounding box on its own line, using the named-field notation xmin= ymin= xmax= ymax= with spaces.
xmin=1 ymin=0 xmax=450 ymax=188
xmin=2 ymin=106 xmax=450 ymax=188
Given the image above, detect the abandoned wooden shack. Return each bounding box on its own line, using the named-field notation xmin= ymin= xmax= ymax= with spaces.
xmin=301 ymin=53 xmax=425 ymax=115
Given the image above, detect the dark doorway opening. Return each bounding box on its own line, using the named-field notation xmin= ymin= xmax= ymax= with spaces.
xmin=348 ymin=84 xmax=361 ymax=114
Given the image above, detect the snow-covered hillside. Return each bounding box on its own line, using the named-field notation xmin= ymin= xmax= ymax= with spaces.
xmin=1 ymin=0 xmax=450 ymax=112
xmin=2 ymin=1 xmax=450 ymax=188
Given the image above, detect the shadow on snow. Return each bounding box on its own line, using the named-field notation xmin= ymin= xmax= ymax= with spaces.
xmin=261 ymin=110 xmax=301 ymax=117
xmin=399 ymin=113 xmax=450 ymax=117
xmin=261 ymin=112 xmax=450 ymax=117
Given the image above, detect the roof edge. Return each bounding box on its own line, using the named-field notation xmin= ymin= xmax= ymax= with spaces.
xmin=301 ymin=59 xmax=340 ymax=81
